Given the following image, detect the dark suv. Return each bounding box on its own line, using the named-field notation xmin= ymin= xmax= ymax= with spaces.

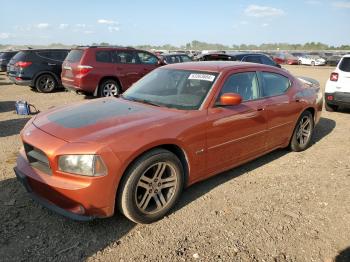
xmin=61 ymin=46 xmax=163 ymax=97
xmin=0 ymin=51 xmax=18 ymax=71
xmin=196 ymin=52 xmax=281 ymax=68
xmin=159 ymin=53 xmax=192 ymax=64
xmin=7 ymin=49 xmax=69 ymax=92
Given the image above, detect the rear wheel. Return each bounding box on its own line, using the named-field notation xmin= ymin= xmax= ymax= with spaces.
xmin=99 ymin=79 xmax=121 ymax=97
xmin=325 ymin=103 xmax=338 ymax=112
xmin=118 ymin=149 xmax=184 ymax=224
xmin=290 ymin=111 xmax=314 ymax=152
xmin=35 ymin=74 xmax=57 ymax=93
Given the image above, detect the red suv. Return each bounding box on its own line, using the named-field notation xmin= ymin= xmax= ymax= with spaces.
xmin=61 ymin=46 xmax=163 ymax=97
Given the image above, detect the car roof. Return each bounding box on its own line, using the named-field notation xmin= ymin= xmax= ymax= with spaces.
xmin=162 ymin=53 xmax=188 ymax=56
xmin=163 ymin=61 xmax=273 ymax=72
xmin=18 ymin=49 xmax=70 ymax=52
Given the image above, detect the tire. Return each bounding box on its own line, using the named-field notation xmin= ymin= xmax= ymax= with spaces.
xmin=325 ymin=103 xmax=338 ymax=112
xmin=290 ymin=111 xmax=314 ymax=152
xmin=99 ymin=79 xmax=121 ymax=97
xmin=35 ymin=74 xmax=57 ymax=93
xmin=118 ymin=149 xmax=184 ymax=224
xmin=298 ymin=60 xmax=302 ymax=65
xmin=311 ymin=61 xmax=315 ymax=66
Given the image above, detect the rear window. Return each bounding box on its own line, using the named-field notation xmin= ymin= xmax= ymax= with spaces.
xmin=65 ymin=50 xmax=84 ymax=62
xmin=11 ymin=51 xmax=28 ymax=61
xmin=339 ymin=57 xmax=350 ymax=72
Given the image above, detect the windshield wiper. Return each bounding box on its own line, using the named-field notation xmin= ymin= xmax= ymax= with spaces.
xmin=124 ymin=96 xmax=163 ymax=107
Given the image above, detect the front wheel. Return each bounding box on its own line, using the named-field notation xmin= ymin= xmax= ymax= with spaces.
xmin=118 ymin=149 xmax=184 ymax=224
xmin=290 ymin=111 xmax=314 ymax=152
xmin=99 ymin=79 xmax=121 ymax=97
xmin=35 ymin=74 xmax=57 ymax=93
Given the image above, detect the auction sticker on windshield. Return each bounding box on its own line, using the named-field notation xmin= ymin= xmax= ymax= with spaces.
xmin=188 ymin=73 xmax=215 ymax=82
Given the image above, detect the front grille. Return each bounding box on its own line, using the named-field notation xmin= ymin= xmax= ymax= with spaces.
xmin=24 ymin=143 xmax=52 ymax=175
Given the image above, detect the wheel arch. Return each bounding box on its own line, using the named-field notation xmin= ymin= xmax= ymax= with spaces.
xmin=94 ymin=76 xmax=123 ymax=96
xmin=33 ymin=71 xmax=60 ymax=87
xmin=114 ymin=143 xmax=190 ymax=209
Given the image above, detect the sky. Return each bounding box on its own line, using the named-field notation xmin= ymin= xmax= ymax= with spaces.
xmin=0 ymin=0 xmax=349 ymax=46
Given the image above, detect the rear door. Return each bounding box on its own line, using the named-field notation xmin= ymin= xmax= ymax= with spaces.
xmin=38 ymin=50 xmax=69 ymax=76
xmin=337 ymin=57 xmax=350 ymax=92
xmin=135 ymin=51 xmax=160 ymax=76
xmin=258 ymin=71 xmax=302 ymax=149
xmin=113 ymin=50 xmax=142 ymax=90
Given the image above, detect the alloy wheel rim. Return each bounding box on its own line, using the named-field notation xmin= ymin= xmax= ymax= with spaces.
xmin=135 ymin=162 xmax=178 ymax=214
xmin=296 ymin=116 xmax=312 ymax=146
xmin=39 ymin=76 xmax=54 ymax=90
xmin=102 ymin=83 xmax=118 ymax=97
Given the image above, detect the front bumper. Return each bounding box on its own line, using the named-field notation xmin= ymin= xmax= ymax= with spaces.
xmin=14 ymin=124 xmax=122 ymax=220
xmin=14 ymin=167 xmax=94 ymax=221
xmin=325 ymin=92 xmax=350 ymax=106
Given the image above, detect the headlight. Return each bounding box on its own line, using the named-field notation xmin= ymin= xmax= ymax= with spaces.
xmin=58 ymin=155 xmax=107 ymax=176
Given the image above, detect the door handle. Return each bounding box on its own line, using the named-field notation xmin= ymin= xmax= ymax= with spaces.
xmin=48 ymin=63 xmax=56 ymax=66
xmin=257 ymin=107 xmax=264 ymax=111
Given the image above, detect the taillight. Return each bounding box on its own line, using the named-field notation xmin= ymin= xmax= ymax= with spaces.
xmin=330 ymin=72 xmax=338 ymax=81
xmin=15 ymin=61 xmax=32 ymax=68
xmin=78 ymin=65 xmax=93 ymax=74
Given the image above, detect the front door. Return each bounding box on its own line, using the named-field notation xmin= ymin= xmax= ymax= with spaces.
xmin=206 ymin=71 xmax=268 ymax=175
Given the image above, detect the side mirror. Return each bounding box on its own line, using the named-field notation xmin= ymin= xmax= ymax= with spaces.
xmin=217 ymin=93 xmax=242 ymax=106
xmin=276 ymin=63 xmax=282 ymax=68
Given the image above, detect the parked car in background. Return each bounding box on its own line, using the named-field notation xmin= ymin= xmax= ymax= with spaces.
xmin=325 ymin=54 xmax=350 ymax=111
xmin=159 ymin=53 xmax=192 ymax=64
xmin=291 ymin=52 xmax=305 ymax=59
xmin=61 ymin=46 xmax=163 ymax=97
xmin=0 ymin=51 xmax=18 ymax=71
xmin=298 ymin=55 xmax=326 ymax=66
xmin=272 ymin=53 xmax=299 ymax=65
xmin=15 ymin=61 xmax=322 ymax=223
xmin=7 ymin=49 xmax=69 ymax=92
xmin=196 ymin=52 xmax=281 ymax=68
xmin=326 ymin=55 xmax=342 ymax=66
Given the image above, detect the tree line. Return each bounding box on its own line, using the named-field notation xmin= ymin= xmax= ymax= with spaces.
xmin=1 ymin=41 xmax=349 ymax=51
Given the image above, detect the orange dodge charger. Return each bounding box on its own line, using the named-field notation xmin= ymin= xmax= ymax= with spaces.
xmin=14 ymin=62 xmax=323 ymax=223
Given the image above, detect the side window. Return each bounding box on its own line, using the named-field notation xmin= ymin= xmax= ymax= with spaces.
xmin=260 ymin=55 xmax=276 ymax=66
xmin=96 ymin=51 xmax=112 ymax=63
xmin=114 ymin=51 xmax=137 ymax=64
xmin=36 ymin=51 xmax=51 ymax=60
xmin=260 ymin=72 xmax=290 ymax=97
xmin=181 ymin=55 xmax=192 ymax=62
xmin=136 ymin=51 xmax=158 ymax=65
xmin=243 ymin=55 xmax=262 ymax=64
xmin=219 ymin=72 xmax=260 ymax=102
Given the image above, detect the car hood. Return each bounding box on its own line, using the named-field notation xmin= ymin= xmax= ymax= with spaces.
xmin=33 ymin=98 xmax=184 ymax=143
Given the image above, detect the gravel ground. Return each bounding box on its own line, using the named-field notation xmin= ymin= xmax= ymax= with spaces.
xmin=0 ymin=65 xmax=349 ymax=262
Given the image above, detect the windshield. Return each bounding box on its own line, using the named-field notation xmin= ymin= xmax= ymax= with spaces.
xmin=123 ymin=68 xmax=218 ymax=110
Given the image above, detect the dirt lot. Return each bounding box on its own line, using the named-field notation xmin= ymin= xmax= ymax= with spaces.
xmin=0 ymin=65 xmax=349 ymax=262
